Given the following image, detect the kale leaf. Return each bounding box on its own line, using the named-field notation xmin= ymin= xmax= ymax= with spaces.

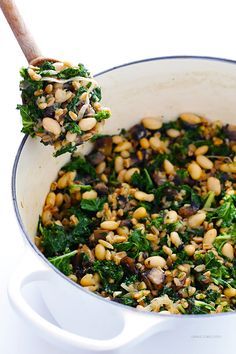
xmin=40 ymin=223 xmax=69 ymax=257
xmin=62 ymin=156 xmax=97 ymax=179
xmin=207 ymin=194 xmax=236 ymax=227
xmin=54 ymin=143 xmax=77 ymax=157
xmin=40 ymin=211 xmax=93 ymax=257
xmin=95 ymin=110 xmax=111 ymax=122
xmin=131 ymin=168 xmax=154 ymax=193
xmin=93 ymin=260 xmax=124 ymax=292
xmin=66 ymin=87 xmax=87 ymax=113
xmin=57 ymin=64 xmax=90 ymax=79
xmin=80 ymin=197 xmax=106 ymax=212
xmin=213 ymin=225 xmax=236 ymax=255
xmin=65 ymin=122 xmax=82 ymax=134
xmin=16 ymin=104 xmax=37 ymax=135
xmin=115 ymin=229 xmax=152 ymax=258
xmin=91 ymin=87 xmax=102 ymax=102
xmin=49 ymin=250 xmax=77 ymax=275
xmin=39 ymin=62 xmax=55 ymax=72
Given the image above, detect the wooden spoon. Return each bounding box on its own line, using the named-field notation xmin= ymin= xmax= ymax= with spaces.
xmin=0 ymin=0 xmax=56 ymax=66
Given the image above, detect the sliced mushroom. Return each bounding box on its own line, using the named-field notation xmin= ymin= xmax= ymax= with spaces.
xmin=147 ymin=268 xmax=166 ymax=286
xmin=120 ymin=256 xmax=138 ymax=274
xmin=179 ymin=205 xmax=198 ymax=218
xmin=89 ymin=229 xmax=109 ymax=246
xmin=94 ymin=182 xmax=109 ymax=195
xmin=94 ymin=136 xmax=113 ymax=156
xmin=119 ymin=219 xmax=133 ymax=228
xmin=72 ymin=245 xmax=94 ymax=277
xmin=223 ymin=124 xmax=236 ymax=140
xmin=87 ymin=151 xmax=105 ymax=166
xmin=129 ymin=124 xmax=147 ymax=140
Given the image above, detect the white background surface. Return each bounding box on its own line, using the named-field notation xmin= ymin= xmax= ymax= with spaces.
xmin=1 ymin=0 xmax=236 ymax=353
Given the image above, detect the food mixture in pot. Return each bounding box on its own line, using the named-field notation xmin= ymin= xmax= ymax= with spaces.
xmin=36 ymin=113 xmax=236 ymax=314
xmin=17 ymin=61 xmax=111 ymax=156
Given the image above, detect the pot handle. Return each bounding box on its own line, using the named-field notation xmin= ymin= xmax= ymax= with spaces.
xmin=8 ymin=249 xmax=172 ymax=353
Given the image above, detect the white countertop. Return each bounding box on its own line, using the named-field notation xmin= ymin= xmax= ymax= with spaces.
xmin=0 ymin=0 xmax=236 ymax=353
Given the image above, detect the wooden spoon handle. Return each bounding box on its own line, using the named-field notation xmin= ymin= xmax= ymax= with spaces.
xmin=0 ymin=0 xmax=41 ymax=63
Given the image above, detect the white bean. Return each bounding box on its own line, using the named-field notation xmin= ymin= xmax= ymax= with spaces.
xmin=207 ymin=177 xmax=221 ymax=196
xmin=42 ymin=117 xmax=61 ymax=136
xmin=142 ymin=117 xmax=162 ymax=130
xmin=196 ymin=155 xmax=213 ymax=170
xmin=79 ymin=118 xmax=97 ymax=131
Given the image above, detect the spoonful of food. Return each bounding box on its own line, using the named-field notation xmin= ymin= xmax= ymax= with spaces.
xmin=0 ymin=0 xmax=111 ymax=156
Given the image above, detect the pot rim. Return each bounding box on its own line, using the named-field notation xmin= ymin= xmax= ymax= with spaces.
xmin=12 ymin=55 xmax=236 ymax=319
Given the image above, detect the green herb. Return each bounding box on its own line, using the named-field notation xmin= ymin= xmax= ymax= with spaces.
xmin=176 ymin=169 xmax=189 ymax=180
xmin=131 ymin=168 xmax=154 ymax=192
xmin=16 ymin=104 xmax=37 ymax=135
xmin=40 ymin=211 xmax=92 ymax=257
xmin=90 ymin=134 xmax=110 ymax=142
xmin=203 ymin=191 xmax=216 ymax=209
xmin=40 ymin=223 xmax=69 ymax=257
xmin=80 ymin=197 xmax=106 ymax=212
xmin=213 ymin=225 xmax=236 ymax=255
xmin=49 ymin=250 xmax=77 ymax=275
xmin=207 ymin=194 xmax=236 ymax=227
xmin=116 ymin=296 xmax=137 ymax=306
xmin=91 ymin=87 xmax=102 ymax=102
xmin=54 ymin=143 xmax=77 ymax=157
xmin=66 ymin=87 xmax=87 ymax=113
xmin=202 ymin=251 xmax=234 ymax=287
xmin=180 ymin=185 xmax=202 ymax=209
xmin=62 ymin=156 xmax=97 ymax=179
xmin=148 ymin=153 xmax=173 ymax=172
xmin=93 ymin=260 xmax=124 ymax=292
xmin=69 ymin=184 xmax=92 ymax=193
xmin=123 ymin=274 xmax=139 ymax=285
xmin=65 ymin=122 xmax=82 ymax=134
xmin=39 ymin=62 xmax=55 ymax=72
xmin=204 ymin=289 xmax=220 ymax=303
xmin=154 ymin=182 xmax=175 ymax=205
xmin=57 ymin=64 xmax=90 ymax=79
xmin=115 ymin=229 xmax=151 ymax=258
xmin=193 ymin=300 xmax=215 ymax=313
xmin=159 ymin=286 xmax=179 ymax=301
xmin=95 ymin=110 xmax=111 ymax=122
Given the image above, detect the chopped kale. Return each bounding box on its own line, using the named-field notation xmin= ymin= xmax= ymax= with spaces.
xmin=80 ymin=197 xmax=107 ymax=212
xmin=65 ymin=122 xmax=82 ymax=134
xmin=39 ymin=62 xmax=55 ymax=72
xmin=66 ymin=87 xmax=87 ymax=114
xmin=62 ymin=156 xmax=97 ymax=179
xmin=91 ymin=87 xmax=102 ymax=102
xmin=93 ymin=260 xmax=124 ymax=292
xmin=16 ymin=104 xmax=37 ymax=135
xmin=40 ymin=211 xmax=93 ymax=257
xmin=54 ymin=143 xmax=77 ymax=157
xmin=207 ymin=194 xmax=236 ymax=227
xmin=131 ymin=168 xmax=154 ymax=192
xmin=57 ymin=64 xmax=90 ymax=79
xmin=90 ymin=133 xmax=110 ymax=142
xmin=49 ymin=250 xmax=77 ymax=275
xmin=213 ymin=225 xmax=236 ymax=255
xmin=95 ymin=110 xmax=111 ymax=122
xmin=40 ymin=223 xmax=69 ymax=257
xmin=69 ymin=184 xmax=92 ymax=193
xmin=115 ymin=229 xmax=151 ymax=258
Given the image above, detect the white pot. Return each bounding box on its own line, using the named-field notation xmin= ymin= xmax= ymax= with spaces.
xmin=10 ymin=56 xmax=236 ymax=354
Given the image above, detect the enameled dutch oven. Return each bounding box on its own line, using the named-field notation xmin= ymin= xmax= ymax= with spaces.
xmin=10 ymin=56 xmax=236 ymax=354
